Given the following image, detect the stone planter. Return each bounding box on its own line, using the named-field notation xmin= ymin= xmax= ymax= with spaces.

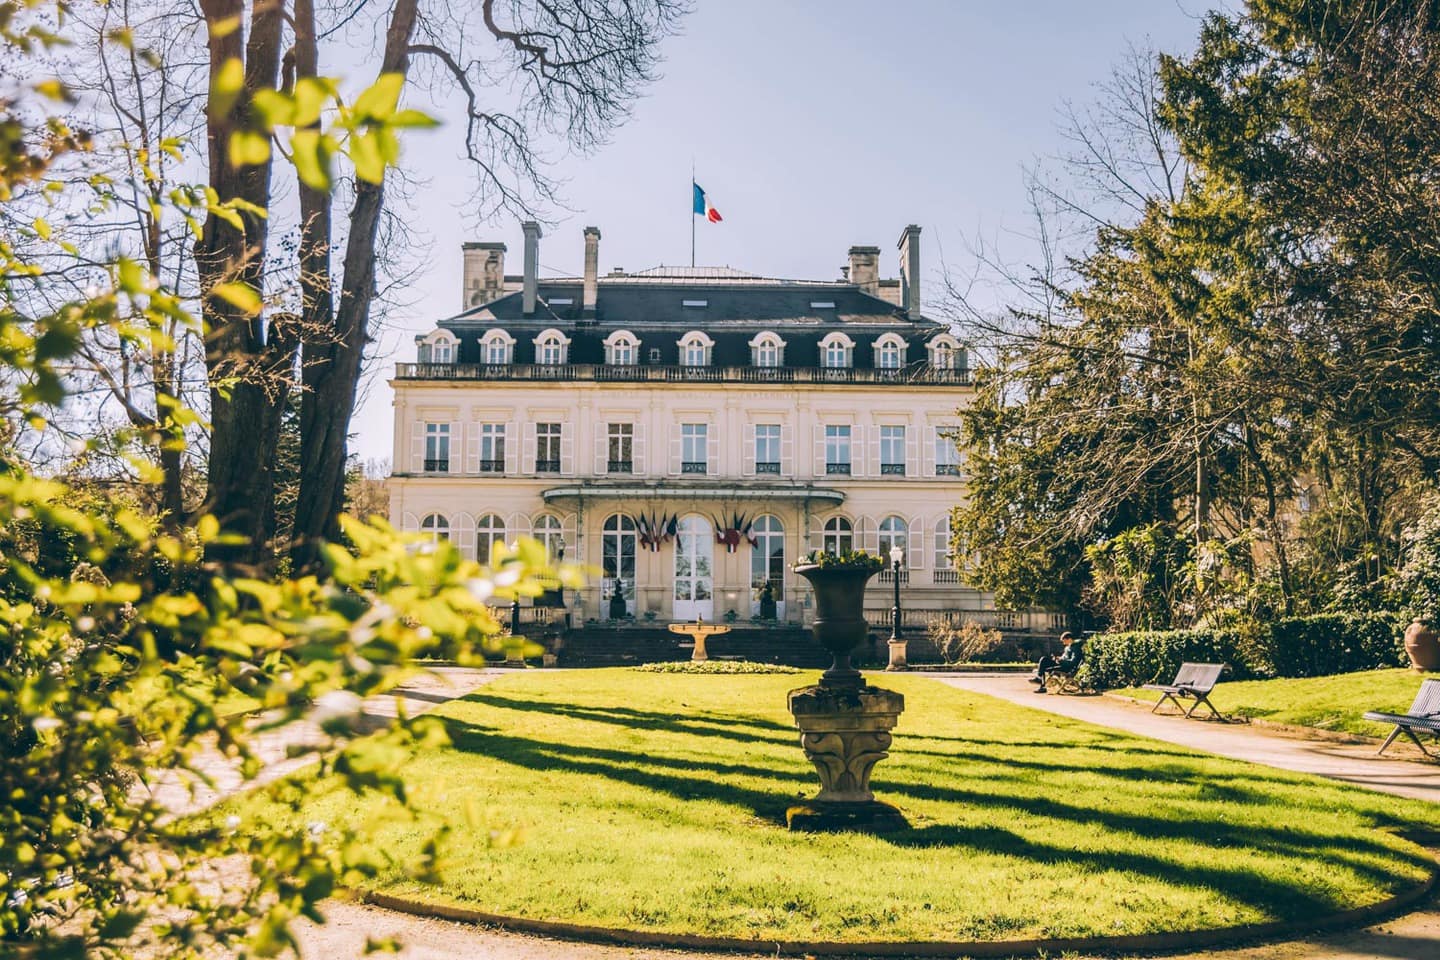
xmin=786 ymin=684 xmax=907 ymax=831
xmin=793 ymin=563 xmax=880 ymax=688
xmin=1404 ymin=619 xmax=1440 ymax=672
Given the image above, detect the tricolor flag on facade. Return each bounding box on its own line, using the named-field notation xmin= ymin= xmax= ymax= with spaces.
xmin=692 ymin=182 xmax=722 ymax=223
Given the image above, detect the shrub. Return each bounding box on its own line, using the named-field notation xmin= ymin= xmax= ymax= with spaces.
xmin=1084 ymin=628 xmax=1254 ymax=689
xmin=1262 ymin=613 xmax=1408 ymax=678
xmin=927 ymin=619 xmax=1006 ymax=665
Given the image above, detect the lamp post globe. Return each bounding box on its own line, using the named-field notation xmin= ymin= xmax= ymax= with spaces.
xmin=886 ymin=545 xmax=907 ymax=671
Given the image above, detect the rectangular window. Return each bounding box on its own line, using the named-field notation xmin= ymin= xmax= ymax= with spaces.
xmin=607 ymin=423 xmax=633 ymax=473
xmin=935 ymin=427 xmax=962 ymax=476
xmin=433 ymin=341 xmax=452 ymax=364
xmin=479 ymin=423 xmax=506 ymax=473
xmin=486 ymin=340 xmax=508 ymax=364
xmin=824 ymin=425 xmax=851 ymax=475
xmin=536 ymin=422 xmax=561 ymax=472
xmin=681 ymin=423 xmax=708 ymax=474
xmin=424 ymin=423 xmax=449 ymax=472
xmin=754 ymin=424 xmax=781 ymax=474
xmin=880 ymin=425 xmax=906 ymax=475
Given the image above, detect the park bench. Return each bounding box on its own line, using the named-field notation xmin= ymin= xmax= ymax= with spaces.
xmin=1363 ymin=679 xmax=1440 ymax=757
xmin=1142 ymin=663 xmax=1226 ymax=719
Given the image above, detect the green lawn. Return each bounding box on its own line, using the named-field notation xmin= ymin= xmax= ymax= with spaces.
xmin=224 ymin=670 xmax=1435 ymax=944
xmin=1114 ymin=668 xmax=1430 ymax=738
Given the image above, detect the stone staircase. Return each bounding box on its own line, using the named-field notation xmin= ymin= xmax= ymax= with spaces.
xmin=556 ymin=623 xmax=831 ymax=668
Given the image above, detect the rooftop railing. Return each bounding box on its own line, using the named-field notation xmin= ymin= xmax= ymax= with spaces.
xmin=394 ymin=361 xmax=972 ymax=386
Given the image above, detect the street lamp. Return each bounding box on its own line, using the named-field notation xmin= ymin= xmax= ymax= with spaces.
xmin=886 ymin=544 xmax=907 ymax=671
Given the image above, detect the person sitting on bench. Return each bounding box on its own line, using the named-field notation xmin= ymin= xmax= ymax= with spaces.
xmin=1029 ymin=632 xmax=1082 ymax=693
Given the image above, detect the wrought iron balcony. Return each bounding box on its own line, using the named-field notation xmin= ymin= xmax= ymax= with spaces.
xmin=825 ymin=462 xmax=851 ymax=475
xmin=607 ymin=459 xmax=633 ymax=473
xmin=880 ymin=463 xmax=905 ymax=475
xmin=479 ymin=459 xmax=505 ymax=473
xmin=394 ymin=361 xmax=972 ymax=386
xmin=755 ymin=461 xmax=781 ymax=474
xmin=681 ymin=461 xmax=708 ymax=474
xmin=423 ymin=458 xmax=449 ymax=472
xmin=935 ymin=464 xmax=962 ymax=476
xmin=535 ymin=459 xmax=560 ymax=473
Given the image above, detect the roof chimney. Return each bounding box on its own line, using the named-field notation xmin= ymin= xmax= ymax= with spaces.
xmin=461 ymin=242 xmax=506 ymax=309
xmin=847 ymin=245 xmax=880 ymax=295
xmin=897 ymin=224 xmax=921 ymax=317
xmin=521 ymin=221 xmax=542 ymax=315
xmin=582 ymin=226 xmax=600 ymax=315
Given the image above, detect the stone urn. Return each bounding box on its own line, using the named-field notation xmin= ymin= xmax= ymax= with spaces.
xmin=787 ymin=558 xmax=906 ymax=831
xmin=1404 ymin=619 xmax=1440 ymax=672
xmin=794 ymin=562 xmax=879 ymax=688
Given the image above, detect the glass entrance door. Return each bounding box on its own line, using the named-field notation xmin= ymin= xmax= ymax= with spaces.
xmin=672 ymin=515 xmax=714 ymax=621
xmin=602 ymin=514 xmax=636 ymax=618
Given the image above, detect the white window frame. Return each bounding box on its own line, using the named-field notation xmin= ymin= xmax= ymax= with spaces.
xmin=878 ymin=515 xmax=908 ymax=560
xmin=420 ymin=513 xmax=450 ymax=544
xmin=880 ymin=425 xmax=906 ymax=474
xmin=935 ymin=425 xmax=962 ymax=476
xmin=479 ymin=422 xmax=506 ymax=473
xmin=607 ymin=422 xmax=634 ymax=473
xmin=874 ymin=333 xmax=907 ymax=370
xmin=824 ymin=424 xmax=852 ymax=475
xmin=604 ymin=329 xmax=640 ymax=366
xmin=476 ymin=514 xmax=506 ymax=565
xmin=820 ymin=332 xmax=854 ymax=369
xmin=748 ymin=331 xmax=787 ymax=367
xmin=533 ymin=327 xmax=571 ymax=365
xmin=927 ymin=333 xmax=962 ymax=370
xmin=681 ymin=423 xmax=708 ymax=472
xmin=536 ymin=422 xmax=562 ymax=472
xmin=677 ymin=330 xmax=714 ymax=367
xmin=481 ymin=328 xmax=515 ymax=365
xmin=424 ymin=422 xmax=450 ymax=472
xmin=754 ymin=424 xmax=781 ymax=473
xmin=822 ymin=516 xmax=854 ymax=555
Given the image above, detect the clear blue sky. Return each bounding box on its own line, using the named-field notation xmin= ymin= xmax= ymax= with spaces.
xmin=353 ymin=0 xmax=1220 ymax=462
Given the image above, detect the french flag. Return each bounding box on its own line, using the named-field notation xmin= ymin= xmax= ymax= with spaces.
xmin=693 ymin=182 xmax=722 ymax=223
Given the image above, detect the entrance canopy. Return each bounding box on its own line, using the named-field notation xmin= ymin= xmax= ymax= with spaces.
xmin=541 ymin=480 xmax=845 ymax=506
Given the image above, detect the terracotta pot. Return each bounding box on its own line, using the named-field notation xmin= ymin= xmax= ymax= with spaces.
xmin=1404 ymin=619 xmax=1440 ymax=672
xmin=795 ymin=563 xmax=880 ymax=687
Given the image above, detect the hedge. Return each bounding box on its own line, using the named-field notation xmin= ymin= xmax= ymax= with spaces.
xmin=1084 ymin=612 xmax=1408 ymax=689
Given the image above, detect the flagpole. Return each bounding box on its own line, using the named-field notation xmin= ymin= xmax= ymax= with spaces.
xmin=690 ymin=160 xmax=696 ymax=268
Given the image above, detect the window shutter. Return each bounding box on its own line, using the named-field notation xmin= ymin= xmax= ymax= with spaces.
xmin=465 ymin=422 xmax=480 ymax=474
xmin=522 ymin=422 xmax=537 ymax=473
xmin=707 ymin=424 xmax=718 ymax=474
xmin=857 ymin=423 xmax=872 ymax=478
xmin=861 ymin=516 xmax=878 ymax=554
xmin=908 ymin=515 xmax=925 ymax=569
xmin=813 ymin=423 xmax=826 ymax=479
xmin=417 ymin=342 xmax=432 ymax=363
xmin=668 ymin=423 xmax=681 ymax=477
xmin=923 ymin=425 xmax=937 ymax=477
xmin=455 ymin=513 xmax=476 ymax=560
xmin=633 ymin=422 xmax=647 ymax=476
xmin=594 ymin=427 xmax=607 ymax=475
xmin=906 ymin=425 xmax=919 ymax=478
xmin=504 ymin=421 xmax=517 ymax=474
xmin=410 ymin=421 xmax=426 ymax=473
xmin=560 ymin=423 xmax=575 ymax=476
xmin=448 ymin=420 xmax=462 ymax=474
xmin=781 ymin=424 xmax=794 ymax=478
xmin=742 ymin=423 xmax=755 ymax=478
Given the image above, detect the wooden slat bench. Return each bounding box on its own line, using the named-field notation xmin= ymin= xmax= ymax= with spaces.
xmin=1363 ymin=680 xmax=1440 ymax=757
xmin=1142 ymin=663 xmax=1226 ymax=719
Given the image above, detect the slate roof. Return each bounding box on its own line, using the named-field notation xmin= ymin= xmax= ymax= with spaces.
xmin=427 ymin=270 xmax=957 ymax=370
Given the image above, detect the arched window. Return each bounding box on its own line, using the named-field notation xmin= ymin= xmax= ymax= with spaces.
xmin=751 ymin=515 xmax=785 ymax=601
xmin=927 ymin=333 xmax=963 ymax=370
xmin=677 ymin=331 xmax=713 ymax=367
xmin=878 ymin=515 xmax=909 ymax=561
xmin=874 ymin=333 xmax=907 ymax=370
xmin=604 ymin=330 xmax=640 ymax=366
xmin=533 ymin=514 xmax=565 ymax=560
xmin=419 ymin=330 xmax=457 ymax=364
xmin=822 ymin=516 xmax=853 ymax=555
xmin=420 ymin=513 xmax=450 ymax=544
xmin=533 ymin=328 xmax=571 ymax=365
xmin=820 ymin=333 xmax=853 ymax=369
xmin=602 ymin=514 xmax=637 ymax=608
xmin=749 ymin=331 xmax=786 ymax=367
xmin=481 ymin=328 xmax=515 ymax=365
xmin=476 ymin=513 xmax=506 ymax=564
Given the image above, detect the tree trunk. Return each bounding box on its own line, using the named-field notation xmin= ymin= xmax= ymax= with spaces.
xmin=195 ymin=0 xmax=291 ymax=566
xmin=290 ymin=0 xmax=420 ymax=570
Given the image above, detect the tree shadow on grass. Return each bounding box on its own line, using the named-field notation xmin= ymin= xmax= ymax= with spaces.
xmin=440 ymin=716 xmax=1430 ymax=921
xmin=464 ymin=692 xmax=798 ymax=744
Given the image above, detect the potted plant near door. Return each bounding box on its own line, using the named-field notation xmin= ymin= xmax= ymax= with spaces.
xmin=793 ymin=550 xmax=884 ymax=687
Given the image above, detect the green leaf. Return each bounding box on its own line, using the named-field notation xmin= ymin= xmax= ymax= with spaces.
xmin=32 ymin=217 xmax=51 ymax=239
xmin=210 ymin=281 xmax=262 ymax=316
xmin=388 ymin=109 xmax=439 ymax=129
xmin=289 ymin=129 xmax=332 ymax=191
xmin=250 ymin=89 xmax=295 ymax=129
xmin=293 ymin=77 xmax=335 ymax=127
xmin=227 ymin=130 xmax=271 ymax=168
xmin=209 ymin=57 xmax=245 ymax=118
xmin=350 ymin=130 xmax=385 ymax=184
xmin=352 ymin=72 xmax=405 ymax=120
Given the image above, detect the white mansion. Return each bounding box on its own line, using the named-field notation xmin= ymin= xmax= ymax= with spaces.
xmin=389 ymin=223 xmax=1007 ymax=630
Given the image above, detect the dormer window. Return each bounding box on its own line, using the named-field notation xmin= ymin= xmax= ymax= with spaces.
xmin=678 ymin=331 xmax=714 ymax=367
xmin=534 ymin=328 xmax=571 ymax=365
xmin=418 ymin=329 xmax=458 ymax=364
xmin=927 ymin=333 xmax=964 ymax=370
xmin=820 ymin=332 xmax=854 ymax=369
xmin=749 ymin=331 xmax=787 ymax=368
xmin=481 ymin=328 xmax=515 ymax=365
xmin=604 ymin=330 xmax=640 ymax=366
xmin=874 ymin=333 xmax=908 ymax=370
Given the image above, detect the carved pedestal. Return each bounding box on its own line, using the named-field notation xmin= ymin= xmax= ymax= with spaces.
xmin=786 ymin=684 xmax=907 ymax=831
